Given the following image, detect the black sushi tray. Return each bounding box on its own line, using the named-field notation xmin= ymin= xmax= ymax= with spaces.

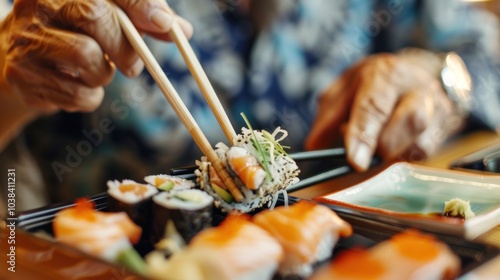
xmin=2 ymin=190 xmax=499 ymax=280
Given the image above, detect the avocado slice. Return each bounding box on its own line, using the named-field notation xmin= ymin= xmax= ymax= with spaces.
xmin=211 ymin=183 xmax=234 ymax=203
xmin=158 ymin=180 xmax=175 ymax=191
xmin=174 ymin=190 xmax=207 ymax=204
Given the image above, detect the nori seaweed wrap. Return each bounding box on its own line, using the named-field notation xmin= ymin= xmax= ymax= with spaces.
xmin=107 ymin=179 xmax=158 ymax=252
xmin=151 ymin=189 xmax=213 ymax=245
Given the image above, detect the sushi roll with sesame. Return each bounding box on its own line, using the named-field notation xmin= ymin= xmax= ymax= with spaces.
xmin=195 ymin=114 xmax=300 ymax=213
xmin=144 ymin=174 xmax=195 ymax=192
xmin=151 ymin=189 xmax=214 ymax=245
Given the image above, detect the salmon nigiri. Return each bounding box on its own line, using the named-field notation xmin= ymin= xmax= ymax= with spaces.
xmin=252 ymin=201 xmax=353 ymax=278
xmin=311 ymin=230 xmax=460 ymax=280
xmin=368 ymin=230 xmax=460 ymax=279
xmin=150 ymin=214 xmax=283 ymax=280
xmin=310 ymin=249 xmax=388 ymax=280
xmin=53 ymin=198 xmax=146 ymax=275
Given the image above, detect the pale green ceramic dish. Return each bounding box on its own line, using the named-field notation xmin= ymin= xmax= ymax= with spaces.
xmin=316 ymin=162 xmax=500 ymax=239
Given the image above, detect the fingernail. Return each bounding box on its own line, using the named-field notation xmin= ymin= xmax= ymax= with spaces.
xmin=125 ymin=59 xmax=144 ymax=77
xmin=151 ymin=10 xmax=174 ymax=32
xmin=176 ymin=16 xmax=194 ymax=38
xmin=349 ymin=140 xmax=371 ymax=171
xmin=57 ymin=65 xmax=80 ymax=78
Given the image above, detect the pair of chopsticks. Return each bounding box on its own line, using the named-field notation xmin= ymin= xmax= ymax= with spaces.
xmin=111 ymin=4 xmax=243 ymax=201
xmin=169 ymin=147 xmax=380 ymax=192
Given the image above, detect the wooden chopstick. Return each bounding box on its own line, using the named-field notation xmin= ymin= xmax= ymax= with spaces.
xmin=112 ymin=4 xmax=244 ymax=202
xmin=165 ymin=3 xmax=237 ymax=145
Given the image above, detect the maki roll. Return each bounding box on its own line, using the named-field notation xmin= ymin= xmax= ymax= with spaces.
xmin=107 ymin=180 xmax=158 ymax=229
xmin=144 ymin=174 xmax=195 ymax=192
xmin=107 ymin=179 xmax=158 ymax=252
xmin=252 ymin=201 xmax=353 ymax=278
xmin=151 ymin=189 xmax=214 ymax=245
xmin=195 ymin=115 xmax=300 ymax=213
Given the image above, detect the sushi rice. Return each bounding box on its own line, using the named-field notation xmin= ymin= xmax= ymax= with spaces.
xmin=107 ymin=179 xmax=158 ymax=204
xmin=196 ymin=126 xmax=300 ymax=213
xmin=144 ymin=174 xmax=195 ymax=192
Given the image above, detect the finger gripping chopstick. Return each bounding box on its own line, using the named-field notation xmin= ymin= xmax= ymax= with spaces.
xmin=112 ymin=3 xmax=243 ymax=202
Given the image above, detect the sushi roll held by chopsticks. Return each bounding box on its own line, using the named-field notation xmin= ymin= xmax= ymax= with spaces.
xmin=196 ymin=114 xmax=300 ymax=213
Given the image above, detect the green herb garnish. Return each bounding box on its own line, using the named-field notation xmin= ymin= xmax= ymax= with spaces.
xmin=261 ymin=129 xmax=290 ymax=157
xmin=240 ymin=113 xmax=272 ymax=179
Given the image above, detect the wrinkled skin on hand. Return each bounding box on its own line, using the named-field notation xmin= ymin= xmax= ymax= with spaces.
xmin=305 ymin=53 xmax=465 ymax=171
xmin=0 ymin=0 xmax=192 ymax=112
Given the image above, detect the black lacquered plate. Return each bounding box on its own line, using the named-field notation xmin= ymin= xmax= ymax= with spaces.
xmin=9 ymin=191 xmax=500 ymax=280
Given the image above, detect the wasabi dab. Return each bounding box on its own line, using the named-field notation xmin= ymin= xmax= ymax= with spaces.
xmin=444 ymin=198 xmax=475 ymax=219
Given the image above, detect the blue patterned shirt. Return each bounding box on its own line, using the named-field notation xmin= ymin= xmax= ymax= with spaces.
xmin=2 ymin=0 xmax=499 ymax=201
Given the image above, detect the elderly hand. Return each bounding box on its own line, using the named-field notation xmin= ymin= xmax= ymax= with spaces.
xmin=0 ymin=0 xmax=192 ymax=112
xmin=305 ymin=52 xmax=466 ymax=171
